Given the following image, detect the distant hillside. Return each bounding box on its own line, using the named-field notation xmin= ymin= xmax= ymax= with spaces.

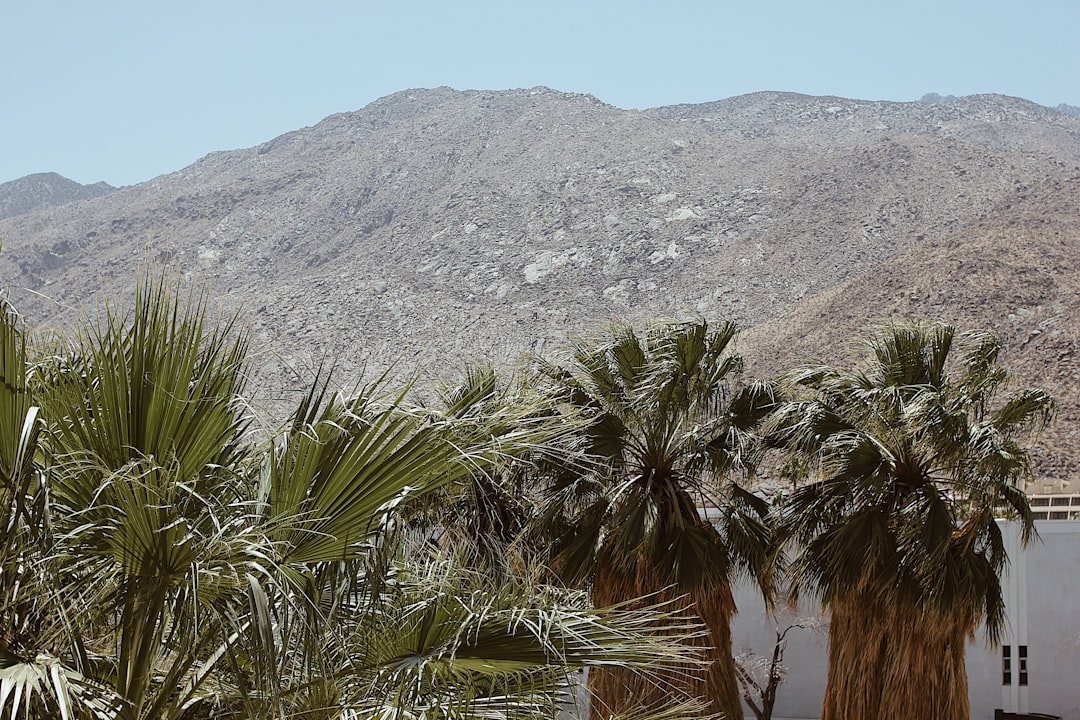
xmin=1 ymin=88 xmax=1077 ymax=487
xmin=738 ymin=173 xmax=1080 ymax=486
xmin=920 ymin=92 xmax=1080 ymax=119
xmin=0 ymin=172 xmax=116 ymax=220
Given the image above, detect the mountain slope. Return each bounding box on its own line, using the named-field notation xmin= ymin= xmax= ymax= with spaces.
xmin=0 ymin=87 xmax=1076 ymax=482
xmin=738 ymin=172 xmax=1080 ymax=487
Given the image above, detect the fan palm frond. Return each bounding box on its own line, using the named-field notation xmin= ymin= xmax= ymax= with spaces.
xmin=535 ymin=317 xmax=778 ymax=720
xmin=769 ymin=319 xmax=1054 ymax=720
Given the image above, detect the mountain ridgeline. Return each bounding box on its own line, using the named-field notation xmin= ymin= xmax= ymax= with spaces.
xmin=1 ymin=88 xmax=1078 ymax=485
xmin=0 ymin=172 xmax=116 ymax=220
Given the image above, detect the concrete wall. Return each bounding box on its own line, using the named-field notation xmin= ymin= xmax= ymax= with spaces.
xmin=729 ymin=583 xmax=828 ymax=720
xmin=968 ymin=520 xmax=1080 ymax=720
xmin=728 ymin=520 xmax=1080 ymax=720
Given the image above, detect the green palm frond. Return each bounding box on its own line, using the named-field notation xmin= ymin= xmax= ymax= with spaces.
xmin=262 ymin=381 xmax=468 ymax=565
xmin=0 ymin=302 xmax=116 ymax=719
xmin=861 ymin=319 xmax=953 ymax=389
xmin=22 ymin=279 xmax=256 ymax=720
xmin=771 ymin=319 xmax=1054 ymax=627
xmin=415 ymin=361 xmax=572 ymax=576
xmin=352 ymin=566 xmax=705 ymax=720
xmin=39 ymin=279 xmax=249 ymax=489
xmin=537 ymin=318 xmax=776 ymax=593
xmin=988 ymin=388 xmax=1055 ymax=434
xmin=0 ymin=652 xmax=126 ymax=720
xmin=0 ymin=300 xmax=44 ymax=545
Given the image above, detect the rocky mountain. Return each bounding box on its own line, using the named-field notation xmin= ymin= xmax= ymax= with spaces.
xmin=737 ymin=171 xmax=1080 ymax=485
xmin=1 ymin=87 xmax=1077 ymax=487
xmin=0 ymin=172 xmax=116 ymax=220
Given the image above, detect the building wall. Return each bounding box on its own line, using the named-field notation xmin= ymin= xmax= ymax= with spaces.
xmin=968 ymin=520 xmax=1080 ymax=720
xmin=729 ymin=583 xmax=827 ymax=720
xmin=728 ymin=520 xmax=1080 ymax=720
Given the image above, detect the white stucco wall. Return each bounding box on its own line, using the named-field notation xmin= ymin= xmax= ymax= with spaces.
xmin=728 ymin=520 xmax=1080 ymax=720
xmin=967 ymin=520 xmax=1080 ymax=720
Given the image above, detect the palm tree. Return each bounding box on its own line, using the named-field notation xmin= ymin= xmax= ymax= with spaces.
xmin=0 ymin=298 xmax=105 ymax=720
xmin=29 ymin=282 xmax=255 ymax=720
xmin=766 ymin=319 xmax=1054 ymax=720
xmin=0 ymin=282 xmax=709 ymax=720
xmin=411 ymin=361 xmax=566 ymax=580
xmin=536 ymin=318 xmax=779 ymax=720
xmin=209 ymin=372 xmax=709 ymax=720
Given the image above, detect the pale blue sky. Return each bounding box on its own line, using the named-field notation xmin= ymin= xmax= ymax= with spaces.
xmin=3 ymin=0 xmax=1077 ymax=187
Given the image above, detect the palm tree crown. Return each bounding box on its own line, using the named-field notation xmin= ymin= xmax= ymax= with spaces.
xmin=767 ymin=319 xmax=1054 ymax=720
xmin=537 ymin=318 xmax=778 ymax=720
xmin=539 ymin=318 xmax=775 ymax=592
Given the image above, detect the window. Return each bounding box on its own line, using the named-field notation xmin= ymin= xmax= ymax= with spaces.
xmin=1018 ymin=645 xmax=1028 ymax=686
xmin=1003 ymin=645 xmax=1011 ymax=685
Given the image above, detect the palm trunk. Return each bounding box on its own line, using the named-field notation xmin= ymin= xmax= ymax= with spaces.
xmin=696 ymin=581 xmax=743 ymax=720
xmin=878 ymin=600 xmax=972 ymax=720
xmin=117 ymin=580 xmax=170 ymax=719
xmin=821 ymin=587 xmax=889 ymax=720
xmin=823 ymin=585 xmax=972 ymax=720
xmin=588 ymin=557 xmax=743 ymax=720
